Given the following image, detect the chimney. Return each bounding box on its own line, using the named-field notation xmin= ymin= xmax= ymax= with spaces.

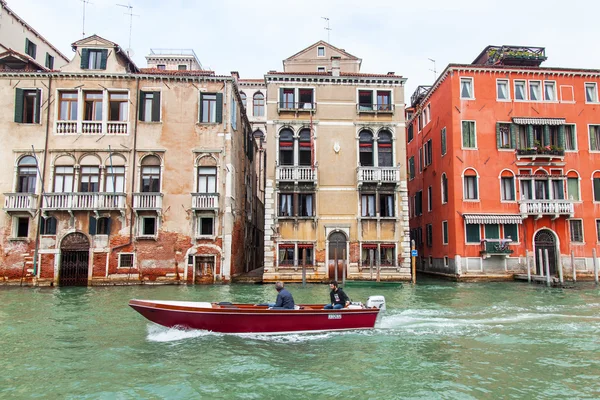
xmin=387 ymin=71 xmax=395 ymax=76
xmin=230 ymin=71 xmax=239 ymax=81
xmin=331 ymin=56 xmax=341 ymax=77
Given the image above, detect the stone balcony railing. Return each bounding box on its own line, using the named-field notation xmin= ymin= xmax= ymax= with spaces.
xmin=480 ymin=239 xmax=514 ymax=259
xmin=357 ymin=167 xmax=401 ymax=186
xmin=55 ymin=120 xmax=129 ymax=135
xmin=132 ymin=193 xmax=163 ymax=212
xmin=276 ymin=166 xmax=317 ymax=184
xmin=519 ymin=200 xmax=574 ymax=219
xmin=515 ymin=148 xmax=565 ymax=160
xmin=41 ymin=193 xmax=126 ymax=211
xmin=191 ymin=193 xmax=219 ymax=211
xmin=3 ymin=193 xmax=38 ymax=214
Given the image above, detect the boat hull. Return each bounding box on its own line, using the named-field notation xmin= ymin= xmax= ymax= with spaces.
xmin=129 ymin=300 xmax=382 ymax=334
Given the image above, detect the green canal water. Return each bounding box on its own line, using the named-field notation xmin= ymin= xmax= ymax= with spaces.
xmin=1 ymin=279 xmax=600 ymax=399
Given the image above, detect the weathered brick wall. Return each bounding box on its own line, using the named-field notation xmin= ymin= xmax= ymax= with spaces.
xmin=39 ymin=254 xmax=54 ymax=279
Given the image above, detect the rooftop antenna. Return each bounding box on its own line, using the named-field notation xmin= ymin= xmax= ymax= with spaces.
xmin=116 ymin=3 xmax=139 ymax=56
xmin=322 ymin=17 xmax=331 ymax=43
xmin=80 ymin=0 xmax=93 ymax=37
xmin=428 ymin=58 xmax=437 ymax=81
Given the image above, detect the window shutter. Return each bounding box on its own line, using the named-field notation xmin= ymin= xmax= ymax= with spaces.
xmin=152 ymin=91 xmax=161 ymax=122
xmin=88 ymin=215 xmax=97 ymax=235
xmin=106 ymin=217 xmax=112 ymax=235
xmin=543 ymin=125 xmax=550 ymax=146
xmin=215 ymin=93 xmax=223 ymax=123
xmin=441 ymin=128 xmax=446 ymax=155
xmin=25 ymin=39 xmax=29 ymax=55
xmin=590 ymin=127 xmax=596 ymax=151
xmin=527 ymin=125 xmax=534 ymax=148
xmin=80 ymin=49 xmax=90 ymax=69
xmin=462 ymin=121 xmax=469 ymax=147
xmin=100 ymin=49 xmax=108 ymax=69
xmin=594 ymin=179 xmax=600 ymax=201
xmin=14 ymin=88 xmax=24 ymax=123
xmin=510 ymin=124 xmax=517 ymax=149
xmin=34 ymin=89 xmax=41 ymax=124
xmin=138 ymin=91 xmax=146 ymax=120
xmin=496 ymin=122 xmax=502 ymax=148
xmin=558 ymin=125 xmax=565 ymax=149
xmin=279 ymin=88 xmax=284 ymax=107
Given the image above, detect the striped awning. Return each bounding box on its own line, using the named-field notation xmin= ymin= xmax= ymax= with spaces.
xmin=463 ymin=214 xmax=523 ymax=225
xmin=512 ymin=117 xmax=565 ymax=125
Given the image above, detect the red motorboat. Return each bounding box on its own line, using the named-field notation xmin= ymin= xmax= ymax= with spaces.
xmin=129 ymin=296 xmax=386 ymax=334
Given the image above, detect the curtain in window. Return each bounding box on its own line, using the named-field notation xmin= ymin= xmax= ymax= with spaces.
xmin=280 ymin=194 xmax=292 ymax=216
xmin=515 ymin=83 xmax=525 ymax=100
xmin=304 ymin=194 xmax=313 ymax=216
xmin=552 ymin=180 xmax=564 ymax=200
xmin=586 ymin=85 xmax=596 ymax=102
xmin=535 ymin=180 xmax=548 ymax=200
xmin=521 ymin=180 xmax=532 ymax=200
xmin=361 ymin=195 xmax=375 ymax=216
xmin=464 ymin=176 xmax=477 ymax=199
xmin=461 ymin=80 xmax=472 ymax=98
xmin=501 ymin=177 xmax=514 ymax=200
xmin=497 ymin=82 xmax=507 ymax=99
xmin=567 ymin=178 xmax=579 ymax=201
xmin=544 ymin=83 xmax=555 ymax=101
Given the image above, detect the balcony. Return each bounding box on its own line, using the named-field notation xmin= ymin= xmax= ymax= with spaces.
xmin=191 ymin=193 xmax=219 ymax=211
xmin=516 ymin=147 xmax=564 ymax=160
xmin=41 ymin=193 xmax=126 ymax=213
xmin=357 ymin=103 xmax=395 ymax=114
xmin=55 ymin=121 xmax=129 ymax=135
xmin=3 ymin=193 xmax=38 ymax=215
xmin=480 ymin=239 xmax=514 ymax=259
xmin=277 ymin=102 xmax=316 ymax=113
xmin=519 ymin=200 xmax=574 ymax=219
xmin=132 ymin=193 xmax=163 ymax=213
xmin=357 ymin=167 xmax=400 ymax=186
xmin=276 ymin=166 xmax=317 ymax=185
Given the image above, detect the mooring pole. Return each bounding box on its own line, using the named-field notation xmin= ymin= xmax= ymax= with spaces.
xmin=558 ymin=257 xmax=564 ymax=285
xmin=334 ymin=247 xmax=338 ymax=282
xmin=538 ymin=249 xmax=543 ymax=277
xmin=411 ymin=239 xmax=416 ymax=285
xmin=544 ymin=249 xmax=551 ymax=287
xmin=301 ymin=248 xmax=306 ymax=287
xmin=369 ymin=249 xmax=374 ymax=281
xmin=342 ymin=249 xmax=346 ymax=287
xmin=571 ymin=250 xmax=576 ymax=283
xmin=376 ymin=247 xmax=381 ymax=283
xmin=526 ymin=250 xmax=531 ymax=283
xmin=593 ymin=248 xmax=599 ymax=285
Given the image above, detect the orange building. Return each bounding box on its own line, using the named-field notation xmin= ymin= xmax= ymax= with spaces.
xmin=407 ymin=45 xmax=600 ymax=280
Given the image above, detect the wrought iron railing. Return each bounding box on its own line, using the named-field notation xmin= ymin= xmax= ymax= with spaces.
xmin=516 ymin=148 xmax=564 ymax=157
xmin=481 ymin=239 xmax=513 ymax=255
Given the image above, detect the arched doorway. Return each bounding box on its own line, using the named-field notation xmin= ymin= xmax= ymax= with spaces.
xmin=328 ymin=231 xmax=347 ymax=281
xmin=59 ymin=232 xmax=90 ymax=286
xmin=534 ymin=230 xmax=557 ymax=276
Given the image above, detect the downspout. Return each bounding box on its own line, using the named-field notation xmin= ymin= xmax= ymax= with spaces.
xmin=32 ymin=75 xmax=52 ymax=280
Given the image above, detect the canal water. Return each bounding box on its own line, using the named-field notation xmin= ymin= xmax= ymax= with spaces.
xmin=1 ymin=279 xmax=599 ymax=399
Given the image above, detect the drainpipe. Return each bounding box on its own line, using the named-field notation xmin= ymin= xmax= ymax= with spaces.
xmin=32 ymin=75 xmax=52 ymax=279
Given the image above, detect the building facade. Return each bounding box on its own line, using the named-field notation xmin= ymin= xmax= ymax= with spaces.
xmin=0 ymin=35 xmax=261 ymax=286
xmin=262 ymin=41 xmax=411 ymax=282
xmin=407 ymin=45 xmax=600 ymax=279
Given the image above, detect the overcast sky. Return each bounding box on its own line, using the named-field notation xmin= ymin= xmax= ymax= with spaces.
xmin=11 ymin=0 xmax=600 ymax=99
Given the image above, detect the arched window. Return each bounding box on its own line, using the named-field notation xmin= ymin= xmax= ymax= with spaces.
xmin=298 ymin=128 xmax=312 ymax=166
xmin=566 ymin=171 xmax=580 ymax=201
xmin=79 ymin=155 xmax=100 ymax=193
xmin=253 ymin=92 xmax=264 ymax=117
xmin=17 ymin=156 xmax=37 ymax=193
xmin=359 ymin=130 xmax=374 ymax=166
xmin=140 ymin=155 xmax=161 ymax=192
xmin=53 ymin=155 xmax=75 ymax=193
xmin=240 ymin=92 xmax=247 ymax=109
xmin=279 ymin=129 xmax=294 ymax=166
xmin=500 ymin=170 xmax=515 ymax=201
xmin=378 ymin=130 xmax=393 ymax=167
xmin=534 ymin=170 xmax=549 ymax=200
xmin=463 ymin=169 xmax=478 ymax=200
xmin=197 ymin=156 xmax=217 ymax=193
xmin=593 ymin=171 xmax=600 ymax=202
xmin=441 ymin=173 xmax=448 ymax=204
xmin=105 ymin=154 xmax=126 ymax=193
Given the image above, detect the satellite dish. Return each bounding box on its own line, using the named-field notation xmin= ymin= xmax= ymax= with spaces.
xmin=125 ymin=48 xmax=135 ymax=57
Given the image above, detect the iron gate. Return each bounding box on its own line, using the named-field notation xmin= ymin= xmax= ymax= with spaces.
xmin=59 ymin=232 xmax=90 ymax=286
xmin=534 ymin=230 xmax=557 ymax=276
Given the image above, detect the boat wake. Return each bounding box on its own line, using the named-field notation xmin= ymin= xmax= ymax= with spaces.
xmin=146 ymin=324 xmax=221 ymax=342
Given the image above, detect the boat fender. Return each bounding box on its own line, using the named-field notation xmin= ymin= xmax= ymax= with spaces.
xmin=366 ymin=295 xmax=386 ymax=311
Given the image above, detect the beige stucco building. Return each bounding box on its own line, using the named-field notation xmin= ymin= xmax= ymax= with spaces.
xmin=262 ymin=41 xmax=411 ymax=282
xmin=0 ymin=35 xmax=261 ymax=286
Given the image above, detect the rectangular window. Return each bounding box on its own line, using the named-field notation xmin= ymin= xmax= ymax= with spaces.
xmin=424 ymin=139 xmax=432 ymax=167
xmin=79 ymin=166 xmax=100 ymax=192
xmin=408 ymin=124 xmax=414 ymax=143
xmin=157 ymin=65 xmax=166 ymax=70
xmin=297 ymin=244 xmax=313 ymax=265
xmin=504 ymin=224 xmax=518 ymax=242
xmin=597 ymin=220 xmax=600 ymax=243
xmin=59 ymin=91 xmax=78 ymax=121
xmin=462 ymin=121 xmax=476 ymax=148
xmin=418 ymin=149 xmax=422 ymax=173
xmin=415 ymin=191 xmax=422 ymax=216
xmin=201 ymin=94 xmax=217 ymax=123
xmin=361 ymin=194 xmax=376 ymax=217
xmin=317 ymin=47 xmax=325 ymax=57
xmin=501 ymin=177 xmax=515 ymax=201
xmin=281 ymin=88 xmax=294 ymax=108
xmin=408 ymin=156 xmax=415 ymax=180
xmin=299 ymin=193 xmax=314 ymax=217
xmin=569 ymin=220 xmax=583 ymax=243
xmin=178 ymin=65 xmax=187 ymax=71
xmin=358 ymin=90 xmax=373 ymax=111
xmin=197 ymin=167 xmax=217 ymax=193
xmin=589 ymin=125 xmax=600 ymax=151
xmin=278 ymin=245 xmax=295 ymax=266
xmin=544 ymin=81 xmax=556 ymax=101
xmin=498 ymin=123 xmax=512 ymax=148
xmin=567 ymin=177 xmax=580 ymax=201
xmin=529 ymin=81 xmax=541 ymax=101
xmin=84 ymin=91 xmax=103 ymax=121
xmin=15 ymin=89 xmax=41 ymax=124
xmin=96 ymin=217 xmax=111 ymax=235
xmin=442 ymin=221 xmax=448 ymax=244
xmin=45 ymin=53 xmax=54 ymax=69
xmin=497 ymin=79 xmax=509 ymax=100
xmin=380 ymin=194 xmax=394 ymax=217
xmin=141 ymin=166 xmax=160 ymax=192
xmin=25 ymin=38 xmax=37 ymax=59
xmin=441 ymin=127 xmax=447 ymax=155
xmin=520 ymin=180 xmax=532 ymax=200
xmin=460 ymin=77 xmax=473 ymax=99
xmin=16 ymin=217 xmax=29 ymax=238
xmin=376 ymin=91 xmax=391 ymax=111
xmin=585 ymin=83 xmax=598 ymax=103
xmin=514 ymin=80 xmax=526 ymax=101
xmin=104 ymin=166 xmax=125 ymax=193
xmin=54 ymin=166 xmax=74 ymax=193
xmin=139 ymin=91 xmax=160 ymax=122
xmin=427 ymin=186 xmax=432 ymax=212
xmin=466 ymin=223 xmax=480 ymax=243
xmin=142 ymin=217 xmax=157 ymax=236
xmin=464 ymin=176 xmax=478 ymax=200
xmin=535 ymin=179 xmax=549 ymax=200
xmin=552 ymin=180 xmax=564 ymax=200
xmin=40 ymin=217 xmax=57 ymax=235
xmin=380 ymin=245 xmax=395 ymax=266
xmin=317 ymin=67 xmax=325 ymax=73
xmin=484 ymin=224 xmax=500 ymax=239
xmin=198 ymin=216 xmax=214 ymax=236
xmin=518 ymin=126 xmax=528 ymax=149
xmin=279 ymin=193 xmax=293 ymax=217
xmin=118 ymin=253 xmax=134 ymax=268
xmin=109 ymin=92 xmax=128 ymax=121
xmin=564 ymin=125 xmax=576 ymax=150
xmin=87 ymin=49 xmax=104 ymax=70
xmin=362 ymin=245 xmax=377 ymax=267
xmin=593 ymin=178 xmax=600 ymax=202
xmin=298 ymin=89 xmax=314 ymax=109
xmin=426 ymin=224 xmax=433 ymax=247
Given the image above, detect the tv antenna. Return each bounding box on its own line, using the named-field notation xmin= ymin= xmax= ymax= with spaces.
xmin=116 ymin=3 xmax=139 ymax=56
xmin=428 ymin=58 xmax=437 ymax=81
xmin=322 ymin=17 xmax=331 ymax=43
xmin=80 ymin=0 xmax=93 ymax=37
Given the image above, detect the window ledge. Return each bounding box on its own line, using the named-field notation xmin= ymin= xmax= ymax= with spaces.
xmin=16 ymin=122 xmax=42 ymax=126
xmin=139 ymin=121 xmax=162 ymax=124
xmin=461 ymin=148 xmax=479 ymax=151
xmin=196 ymin=235 xmax=216 ymax=240
xmin=571 ymin=242 xmax=586 ymax=245
xmin=8 ymin=237 xmax=30 ymax=242
xmin=196 ymin=122 xmax=220 ymax=126
xmin=498 ymin=148 xmax=515 ymax=151
xmin=460 ymin=97 xmax=475 ymax=101
xmin=496 ymin=99 xmax=512 ymax=102
xmin=136 ymin=235 xmax=157 ymax=241
xmin=463 ymin=199 xmax=480 ymax=202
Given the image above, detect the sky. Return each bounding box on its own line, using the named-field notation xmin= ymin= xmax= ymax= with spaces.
xmin=9 ymin=0 xmax=600 ymax=99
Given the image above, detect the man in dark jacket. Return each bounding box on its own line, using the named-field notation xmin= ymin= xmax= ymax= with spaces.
xmin=272 ymin=281 xmax=295 ymax=309
xmin=324 ymin=280 xmax=350 ymax=309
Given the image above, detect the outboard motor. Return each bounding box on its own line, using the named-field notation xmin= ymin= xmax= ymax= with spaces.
xmin=366 ymin=295 xmax=386 ymax=311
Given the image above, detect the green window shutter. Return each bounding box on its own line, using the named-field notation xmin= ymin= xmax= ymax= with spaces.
xmin=100 ymin=49 xmax=108 ymax=69
xmin=106 ymin=217 xmax=112 ymax=235
xmin=558 ymin=125 xmax=565 ymax=149
xmin=462 ymin=121 xmax=469 ymax=147
xmin=80 ymin=49 xmax=90 ymax=69
xmin=594 ymin=178 xmax=600 ymax=201
xmin=279 ymin=88 xmax=284 ymax=107
xmin=25 ymin=39 xmax=29 ymax=55
xmin=441 ymin=127 xmax=446 ymax=155
xmin=138 ymin=91 xmax=146 ymax=120
xmin=14 ymin=88 xmax=24 ymax=123
xmin=543 ymin=125 xmax=550 ymax=146
xmin=198 ymin=93 xmax=204 ymax=122
xmin=496 ymin=122 xmax=502 ymax=149
xmin=504 ymin=224 xmax=518 ymax=241
xmin=527 ymin=125 xmax=534 ymax=148
xmin=510 ymin=124 xmax=517 ymax=149
xmin=466 ymin=224 xmax=480 ymax=243
xmin=88 ymin=215 xmax=97 ymax=235
xmin=215 ymin=93 xmax=223 ymax=123
xmin=152 ymin=91 xmax=161 ymax=122
xmin=34 ymin=89 xmax=41 ymax=123
xmin=484 ymin=224 xmax=500 ymax=239
xmin=590 ymin=127 xmax=597 ymax=151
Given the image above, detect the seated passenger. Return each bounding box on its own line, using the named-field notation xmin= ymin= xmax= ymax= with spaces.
xmin=271 ymin=281 xmax=295 ymax=310
xmin=324 ymin=280 xmax=350 ymax=310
